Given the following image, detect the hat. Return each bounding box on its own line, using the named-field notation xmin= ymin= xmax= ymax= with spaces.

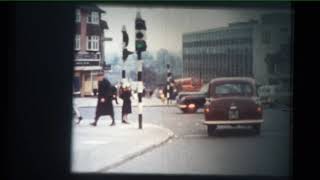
xmin=123 ymin=82 xmax=130 ymax=88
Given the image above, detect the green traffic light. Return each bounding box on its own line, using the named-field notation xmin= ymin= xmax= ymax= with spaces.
xmin=136 ymin=40 xmax=146 ymax=51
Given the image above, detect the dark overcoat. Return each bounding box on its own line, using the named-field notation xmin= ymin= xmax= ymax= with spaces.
xmin=120 ymin=89 xmax=132 ymax=114
xmin=95 ymin=78 xmax=114 ymax=117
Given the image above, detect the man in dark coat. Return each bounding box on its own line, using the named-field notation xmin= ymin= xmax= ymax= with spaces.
xmin=90 ymin=72 xmax=115 ymax=126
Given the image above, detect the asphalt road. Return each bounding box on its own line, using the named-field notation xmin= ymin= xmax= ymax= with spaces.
xmin=77 ymin=104 xmax=291 ymax=176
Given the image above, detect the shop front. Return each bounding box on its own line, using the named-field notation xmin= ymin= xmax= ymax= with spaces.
xmin=74 ymin=52 xmax=102 ymax=97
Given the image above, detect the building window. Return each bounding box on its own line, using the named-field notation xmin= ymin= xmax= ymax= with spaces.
xmin=75 ymin=35 xmax=80 ymax=50
xmin=76 ymin=9 xmax=81 ymax=22
xmin=87 ymin=36 xmax=99 ymax=51
xmin=87 ymin=11 xmax=99 ymax=24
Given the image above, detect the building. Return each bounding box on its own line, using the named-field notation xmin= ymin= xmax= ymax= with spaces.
xmin=253 ymin=13 xmax=292 ymax=86
xmin=182 ymin=12 xmax=292 ymax=85
xmin=182 ymin=20 xmax=257 ymax=83
xmin=73 ymin=5 xmax=109 ymax=96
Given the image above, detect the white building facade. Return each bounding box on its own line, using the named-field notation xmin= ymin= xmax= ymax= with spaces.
xmin=182 ymin=12 xmax=292 ymax=86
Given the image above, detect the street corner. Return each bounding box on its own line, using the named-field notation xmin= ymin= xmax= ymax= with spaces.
xmin=97 ymin=123 xmax=175 ymax=172
xmin=71 ymin=121 xmax=175 ymax=173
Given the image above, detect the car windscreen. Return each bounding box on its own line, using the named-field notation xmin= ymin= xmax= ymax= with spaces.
xmin=213 ymin=82 xmax=253 ymax=98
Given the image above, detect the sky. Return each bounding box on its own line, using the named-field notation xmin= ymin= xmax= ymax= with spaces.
xmin=99 ymin=5 xmax=292 ymax=56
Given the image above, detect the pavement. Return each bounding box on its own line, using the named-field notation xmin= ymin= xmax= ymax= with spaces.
xmin=74 ymin=96 xmax=176 ymax=108
xmin=71 ymin=120 xmax=174 ymax=173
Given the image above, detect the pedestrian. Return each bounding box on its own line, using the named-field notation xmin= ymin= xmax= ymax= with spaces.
xmin=90 ymin=72 xmax=116 ymax=126
xmin=120 ymin=83 xmax=132 ymax=124
xmin=168 ymin=82 xmax=176 ymax=104
xmin=73 ymin=105 xmax=83 ymax=124
xmin=160 ymin=88 xmax=165 ymax=103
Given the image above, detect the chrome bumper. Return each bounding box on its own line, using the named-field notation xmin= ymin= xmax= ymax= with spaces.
xmin=178 ymin=104 xmax=187 ymax=109
xmin=202 ymin=119 xmax=264 ymax=125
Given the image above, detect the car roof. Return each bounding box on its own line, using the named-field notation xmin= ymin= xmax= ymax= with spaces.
xmin=209 ymin=77 xmax=256 ymax=84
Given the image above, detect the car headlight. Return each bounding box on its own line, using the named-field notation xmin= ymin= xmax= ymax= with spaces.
xmin=188 ymin=104 xmax=196 ymax=109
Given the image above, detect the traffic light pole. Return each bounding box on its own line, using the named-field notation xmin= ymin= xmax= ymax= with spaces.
xmin=135 ymin=12 xmax=146 ymax=129
xmin=122 ymin=26 xmax=127 ymax=86
xmin=122 ymin=25 xmax=133 ymax=87
xmin=122 ymin=47 xmax=126 ymax=83
xmin=166 ymin=64 xmax=171 ymax=104
xmin=137 ymin=51 xmax=143 ymax=129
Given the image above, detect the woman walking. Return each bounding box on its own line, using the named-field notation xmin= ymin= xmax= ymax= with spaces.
xmin=120 ymin=84 xmax=132 ymax=124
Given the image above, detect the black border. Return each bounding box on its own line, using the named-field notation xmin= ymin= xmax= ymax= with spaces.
xmin=9 ymin=1 xmax=314 ymax=180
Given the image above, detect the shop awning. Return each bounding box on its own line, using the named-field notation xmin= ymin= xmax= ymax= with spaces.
xmin=74 ymin=66 xmax=102 ymax=71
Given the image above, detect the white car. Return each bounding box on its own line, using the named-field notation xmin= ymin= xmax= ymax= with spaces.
xmin=258 ymin=85 xmax=291 ymax=107
xmin=258 ymin=85 xmax=276 ymax=107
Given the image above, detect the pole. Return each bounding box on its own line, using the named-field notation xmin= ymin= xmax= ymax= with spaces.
xmin=122 ymin=47 xmax=126 ymax=85
xmin=122 ymin=25 xmax=126 ymax=87
xmin=166 ymin=64 xmax=171 ymax=104
xmin=135 ymin=11 xmax=146 ymax=129
xmin=137 ymin=52 xmax=143 ymax=129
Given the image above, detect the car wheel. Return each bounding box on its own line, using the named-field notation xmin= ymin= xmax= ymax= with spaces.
xmin=253 ymin=124 xmax=261 ymax=135
xmin=181 ymin=109 xmax=188 ymax=113
xmin=207 ymin=125 xmax=217 ymax=136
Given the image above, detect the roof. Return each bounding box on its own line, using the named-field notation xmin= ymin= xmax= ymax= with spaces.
xmin=77 ymin=5 xmax=105 ymax=13
xmin=183 ymin=20 xmax=256 ymax=37
xmin=100 ymin=20 xmax=109 ymax=30
xmin=209 ymin=77 xmax=256 ymax=84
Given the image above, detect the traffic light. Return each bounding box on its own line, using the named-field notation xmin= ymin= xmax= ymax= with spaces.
xmin=135 ymin=12 xmax=147 ymax=52
xmin=123 ymin=49 xmax=133 ymax=61
xmin=122 ymin=25 xmax=133 ymax=62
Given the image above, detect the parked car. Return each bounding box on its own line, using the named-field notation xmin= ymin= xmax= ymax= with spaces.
xmin=203 ymin=77 xmax=263 ymax=136
xmin=258 ymin=85 xmax=277 ymax=107
xmin=258 ymin=85 xmax=291 ymax=108
xmin=176 ymin=83 xmax=208 ymax=113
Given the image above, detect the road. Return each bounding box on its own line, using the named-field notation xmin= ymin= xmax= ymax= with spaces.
xmin=77 ymin=104 xmax=291 ymax=176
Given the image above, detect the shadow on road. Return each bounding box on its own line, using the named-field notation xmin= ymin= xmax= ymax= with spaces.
xmin=210 ymin=128 xmax=258 ymax=138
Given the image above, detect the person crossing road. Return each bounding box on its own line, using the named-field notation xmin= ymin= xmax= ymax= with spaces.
xmin=90 ymin=72 xmax=116 ymax=126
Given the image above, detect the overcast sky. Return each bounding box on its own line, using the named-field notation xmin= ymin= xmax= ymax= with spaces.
xmin=99 ymin=5 xmax=291 ymax=56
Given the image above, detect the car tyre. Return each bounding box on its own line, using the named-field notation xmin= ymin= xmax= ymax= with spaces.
xmin=181 ymin=109 xmax=188 ymax=113
xmin=207 ymin=125 xmax=217 ymax=136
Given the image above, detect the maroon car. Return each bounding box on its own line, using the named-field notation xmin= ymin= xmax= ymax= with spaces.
xmin=203 ymin=77 xmax=263 ymax=136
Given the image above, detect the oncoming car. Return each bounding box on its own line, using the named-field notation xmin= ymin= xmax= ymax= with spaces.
xmin=203 ymin=77 xmax=264 ymax=136
xmin=176 ymin=84 xmax=208 ymax=113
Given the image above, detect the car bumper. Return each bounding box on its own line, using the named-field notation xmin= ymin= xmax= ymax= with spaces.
xmin=202 ymin=119 xmax=264 ymax=125
xmin=178 ymin=104 xmax=188 ymax=109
